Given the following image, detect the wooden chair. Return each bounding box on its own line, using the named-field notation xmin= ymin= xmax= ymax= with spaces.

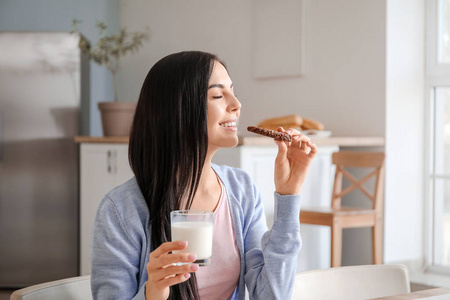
xmin=300 ymin=151 xmax=385 ymax=267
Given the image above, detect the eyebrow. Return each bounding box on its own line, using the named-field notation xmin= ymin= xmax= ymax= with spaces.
xmin=208 ymin=83 xmax=233 ymax=90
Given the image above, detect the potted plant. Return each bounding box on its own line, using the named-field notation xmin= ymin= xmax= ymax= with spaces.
xmin=73 ymin=20 xmax=149 ymax=136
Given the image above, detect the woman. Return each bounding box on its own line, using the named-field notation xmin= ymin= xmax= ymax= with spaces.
xmin=90 ymin=51 xmax=317 ymax=300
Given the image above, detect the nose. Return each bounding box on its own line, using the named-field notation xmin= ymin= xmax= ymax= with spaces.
xmin=228 ymin=94 xmax=241 ymax=113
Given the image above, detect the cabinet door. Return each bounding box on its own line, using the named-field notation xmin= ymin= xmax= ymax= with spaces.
xmin=79 ymin=144 xmax=114 ymax=274
xmin=79 ymin=143 xmax=133 ymax=275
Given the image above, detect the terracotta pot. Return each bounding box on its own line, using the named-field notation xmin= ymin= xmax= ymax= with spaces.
xmin=98 ymin=101 xmax=137 ymax=136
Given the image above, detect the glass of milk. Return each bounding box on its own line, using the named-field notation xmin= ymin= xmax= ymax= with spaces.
xmin=170 ymin=210 xmax=213 ymax=266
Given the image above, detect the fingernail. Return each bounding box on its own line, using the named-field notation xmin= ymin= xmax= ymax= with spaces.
xmin=178 ymin=241 xmax=187 ymax=247
xmin=190 ymin=264 xmax=199 ymax=271
xmin=188 ymin=254 xmax=197 ymax=261
xmin=184 ymin=273 xmax=191 ymax=279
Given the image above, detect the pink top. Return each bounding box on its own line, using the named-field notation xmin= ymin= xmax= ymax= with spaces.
xmin=196 ymin=179 xmax=241 ymax=299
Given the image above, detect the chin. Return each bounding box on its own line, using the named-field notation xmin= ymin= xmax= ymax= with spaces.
xmin=213 ymin=137 xmax=239 ymax=149
xmin=226 ymin=139 xmax=239 ymax=148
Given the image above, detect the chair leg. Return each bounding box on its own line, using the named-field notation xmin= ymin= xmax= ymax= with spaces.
xmin=372 ymin=218 xmax=383 ymax=264
xmin=331 ymin=220 xmax=342 ymax=267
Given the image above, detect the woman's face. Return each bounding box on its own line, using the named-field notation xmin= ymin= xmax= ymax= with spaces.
xmin=207 ymin=61 xmax=241 ymax=152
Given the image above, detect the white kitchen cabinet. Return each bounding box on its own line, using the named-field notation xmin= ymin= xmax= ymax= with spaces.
xmin=79 ymin=143 xmax=134 ymax=275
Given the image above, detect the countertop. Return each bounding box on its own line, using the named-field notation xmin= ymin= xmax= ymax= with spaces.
xmin=75 ymin=135 xmax=385 ymax=147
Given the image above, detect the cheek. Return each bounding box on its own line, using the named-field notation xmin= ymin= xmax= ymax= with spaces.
xmin=207 ymin=103 xmax=220 ymax=124
xmin=206 ymin=110 xmax=215 ymax=134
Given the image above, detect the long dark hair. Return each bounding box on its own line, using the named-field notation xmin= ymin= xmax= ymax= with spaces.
xmin=129 ymin=51 xmax=219 ymax=299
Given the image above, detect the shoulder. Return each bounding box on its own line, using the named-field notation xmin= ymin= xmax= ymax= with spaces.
xmin=103 ymin=177 xmax=148 ymax=215
xmin=95 ymin=177 xmax=150 ymax=245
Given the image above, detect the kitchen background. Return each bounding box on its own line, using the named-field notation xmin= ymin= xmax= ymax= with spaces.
xmin=0 ymin=0 xmax=427 ymax=291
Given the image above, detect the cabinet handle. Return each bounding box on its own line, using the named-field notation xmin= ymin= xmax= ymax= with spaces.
xmin=107 ymin=150 xmax=112 ymax=173
xmin=112 ymin=150 xmax=117 ymax=174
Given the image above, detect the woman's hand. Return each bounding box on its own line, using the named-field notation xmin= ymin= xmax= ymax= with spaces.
xmin=274 ymin=127 xmax=317 ymax=195
xmin=145 ymin=241 xmax=198 ymax=300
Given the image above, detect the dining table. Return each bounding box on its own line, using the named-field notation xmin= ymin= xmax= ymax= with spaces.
xmin=369 ymin=287 xmax=450 ymax=299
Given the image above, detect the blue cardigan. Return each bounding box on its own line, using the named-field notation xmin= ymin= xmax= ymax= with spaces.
xmin=90 ymin=164 xmax=302 ymax=300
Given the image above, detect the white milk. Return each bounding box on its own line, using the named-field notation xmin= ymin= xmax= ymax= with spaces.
xmin=171 ymin=221 xmax=213 ymax=259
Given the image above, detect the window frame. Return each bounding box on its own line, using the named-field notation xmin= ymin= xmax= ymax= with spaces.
xmin=425 ymin=0 xmax=450 ymax=275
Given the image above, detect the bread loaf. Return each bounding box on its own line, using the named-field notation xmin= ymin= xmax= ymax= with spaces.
xmin=257 ymin=114 xmax=324 ymax=131
xmin=257 ymin=114 xmax=303 ymax=131
xmin=301 ymin=118 xmax=324 ymax=131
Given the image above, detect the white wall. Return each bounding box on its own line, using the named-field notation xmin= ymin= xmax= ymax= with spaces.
xmin=119 ymin=0 xmax=425 ymax=267
xmin=119 ymin=0 xmax=385 ymax=137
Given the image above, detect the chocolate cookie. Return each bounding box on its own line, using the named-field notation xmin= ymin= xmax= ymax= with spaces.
xmin=247 ymin=126 xmax=292 ymax=142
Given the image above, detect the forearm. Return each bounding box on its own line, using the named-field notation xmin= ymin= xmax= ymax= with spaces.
xmin=245 ymin=193 xmax=301 ymax=299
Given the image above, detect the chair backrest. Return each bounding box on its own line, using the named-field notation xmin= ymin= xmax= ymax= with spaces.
xmin=10 ymin=275 xmax=92 ymax=300
xmin=291 ymin=264 xmax=410 ymax=300
xmin=331 ymin=151 xmax=385 ymax=211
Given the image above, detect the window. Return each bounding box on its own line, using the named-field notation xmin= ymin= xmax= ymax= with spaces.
xmin=429 ymin=87 xmax=450 ymax=269
xmin=427 ymin=0 xmax=450 ymax=272
xmin=438 ymin=0 xmax=450 ymax=63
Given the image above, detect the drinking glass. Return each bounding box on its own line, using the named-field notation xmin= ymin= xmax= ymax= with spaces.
xmin=170 ymin=210 xmax=213 ymax=266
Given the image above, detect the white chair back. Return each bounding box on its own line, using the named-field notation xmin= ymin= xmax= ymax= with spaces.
xmin=292 ymin=264 xmax=410 ymax=300
xmin=10 ymin=275 xmax=92 ymax=300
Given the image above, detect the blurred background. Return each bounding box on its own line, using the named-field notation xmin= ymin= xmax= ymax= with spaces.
xmin=1 ymin=0 xmax=447 ymax=295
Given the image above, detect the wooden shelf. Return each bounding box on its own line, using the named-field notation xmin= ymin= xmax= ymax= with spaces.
xmin=75 ymin=135 xmax=385 ymax=147
xmin=75 ymin=136 xmax=129 ymax=144
xmin=238 ymin=136 xmax=384 ymax=147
